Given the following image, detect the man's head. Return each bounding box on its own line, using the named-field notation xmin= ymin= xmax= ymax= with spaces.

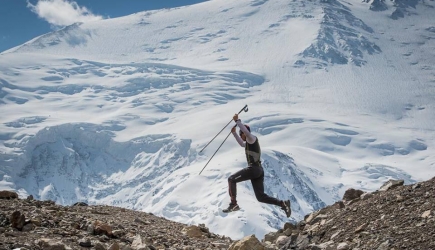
xmin=239 ymin=124 xmax=250 ymax=141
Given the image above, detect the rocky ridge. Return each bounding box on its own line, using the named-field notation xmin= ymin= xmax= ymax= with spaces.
xmin=243 ymin=177 xmax=435 ymax=250
xmin=1 ymin=176 xmax=434 ymax=250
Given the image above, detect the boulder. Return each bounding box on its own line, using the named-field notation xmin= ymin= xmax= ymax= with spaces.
xmin=421 ymin=210 xmax=431 ymax=218
xmin=131 ymin=234 xmax=149 ymax=250
xmin=10 ymin=211 xmax=25 ymax=230
xmin=283 ymin=222 xmax=297 ymax=231
xmin=0 ymin=190 xmax=18 ymax=199
xmin=182 ymin=225 xmax=204 ymax=238
xmin=93 ymin=220 xmax=113 ymax=237
xmin=228 ymin=234 xmax=265 ymax=250
xmin=342 ymin=188 xmax=364 ymax=201
xmin=37 ymin=238 xmax=71 ymax=250
xmin=275 ymin=235 xmax=288 ymax=246
xmin=379 ymin=179 xmax=404 ymax=192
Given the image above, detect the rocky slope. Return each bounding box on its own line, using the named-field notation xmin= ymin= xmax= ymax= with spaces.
xmin=1 ymin=176 xmax=434 ymax=250
xmin=254 ymin=177 xmax=435 ymax=250
xmin=0 ymin=192 xmax=232 ymax=250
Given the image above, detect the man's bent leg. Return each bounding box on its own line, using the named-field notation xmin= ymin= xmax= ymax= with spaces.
xmin=228 ymin=167 xmax=257 ymax=204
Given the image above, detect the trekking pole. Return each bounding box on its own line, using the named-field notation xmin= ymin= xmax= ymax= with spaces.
xmin=199 ymin=104 xmax=248 ymax=153
xmin=199 ymin=126 xmax=235 ymax=175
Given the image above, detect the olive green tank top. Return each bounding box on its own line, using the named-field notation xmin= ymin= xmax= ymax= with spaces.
xmin=245 ymin=137 xmax=261 ymax=165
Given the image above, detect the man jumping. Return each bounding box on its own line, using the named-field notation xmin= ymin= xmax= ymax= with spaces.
xmin=223 ymin=113 xmax=291 ymax=218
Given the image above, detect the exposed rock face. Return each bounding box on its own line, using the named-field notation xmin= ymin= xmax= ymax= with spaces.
xmin=0 ymin=199 xmax=232 ymax=250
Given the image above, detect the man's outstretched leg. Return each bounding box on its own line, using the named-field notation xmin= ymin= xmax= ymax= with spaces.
xmin=251 ymin=173 xmax=292 ymax=218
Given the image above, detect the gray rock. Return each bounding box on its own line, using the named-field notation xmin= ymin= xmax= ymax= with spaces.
xmin=22 ymin=222 xmax=35 ymax=232
xmin=360 ymin=192 xmax=373 ymax=200
xmin=337 ymin=242 xmax=349 ymax=250
xmin=379 ymin=179 xmax=404 ymax=192
xmin=79 ymin=238 xmax=93 ymax=247
xmin=37 ymin=238 xmax=70 ymax=250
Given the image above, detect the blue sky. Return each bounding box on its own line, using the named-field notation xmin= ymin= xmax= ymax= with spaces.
xmin=0 ymin=0 xmax=209 ymax=53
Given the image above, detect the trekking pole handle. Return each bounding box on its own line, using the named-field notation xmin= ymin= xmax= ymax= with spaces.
xmin=239 ymin=104 xmax=248 ymax=114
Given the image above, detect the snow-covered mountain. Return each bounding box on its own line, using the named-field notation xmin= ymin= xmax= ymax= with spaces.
xmin=1 ymin=0 xmax=434 ymax=240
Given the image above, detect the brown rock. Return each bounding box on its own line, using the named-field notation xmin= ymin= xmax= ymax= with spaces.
xmin=229 ymin=234 xmax=265 ymax=250
xmin=283 ymin=222 xmax=297 ymax=231
xmin=108 ymin=242 xmax=120 ymax=250
xmin=182 ymin=225 xmax=204 ymax=238
xmin=10 ymin=211 xmax=25 ymax=230
xmin=93 ymin=220 xmax=113 ymax=237
xmin=342 ymin=188 xmax=364 ymax=201
xmin=333 ymin=200 xmax=345 ymax=209
xmin=0 ymin=190 xmax=18 ymax=199
xmin=94 ymin=242 xmax=106 ymax=250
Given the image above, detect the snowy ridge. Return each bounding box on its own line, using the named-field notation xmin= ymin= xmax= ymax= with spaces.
xmin=1 ymin=0 xmax=435 ymax=240
xmin=2 ymin=0 xmax=322 ymax=69
xmin=298 ymin=0 xmax=381 ymax=68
